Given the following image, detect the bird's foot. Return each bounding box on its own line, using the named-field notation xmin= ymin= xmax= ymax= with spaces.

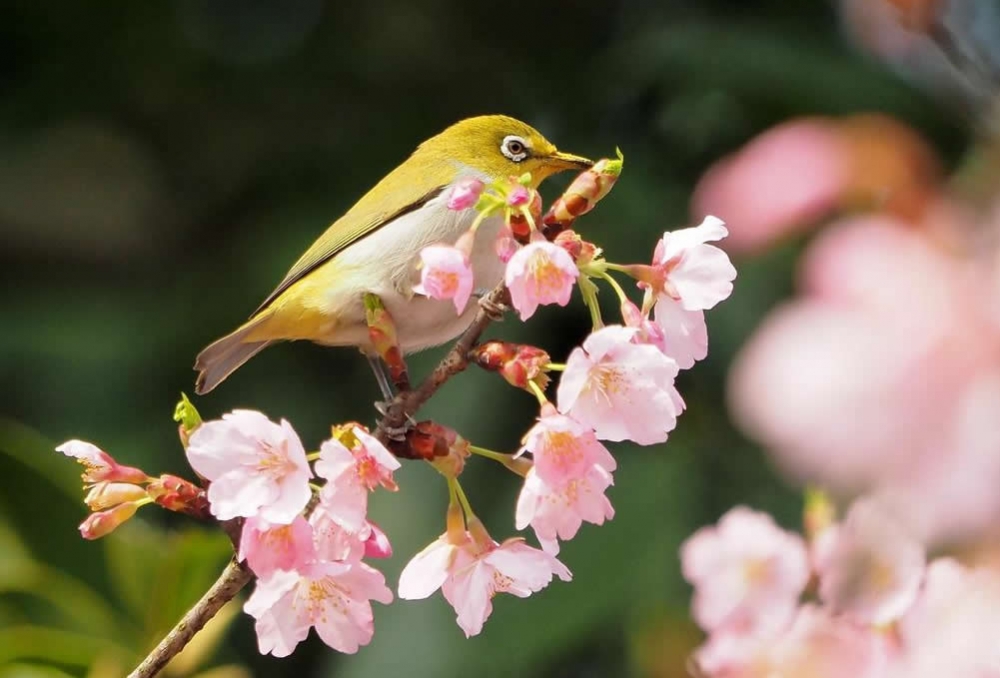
xmin=476 ymin=289 xmax=508 ymax=321
xmin=374 ymin=400 xmax=415 ymax=442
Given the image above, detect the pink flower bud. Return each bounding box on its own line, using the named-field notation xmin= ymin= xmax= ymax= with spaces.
xmin=84 ymin=482 xmax=147 ymax=511
xmin=507 ymin=185 xmax=530 ymax=207
xmin=79 ymin=501 xmax=140 ymax=539
xmin=364 ymin=522 xmax=393 ymax=559
xmin=446 ymin=178 xmax=485 ymax=211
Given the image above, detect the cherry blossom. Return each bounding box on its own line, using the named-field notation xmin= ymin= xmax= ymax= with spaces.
xmin=644 ymin=216 xmax=736 ymax=311
xmin=239 ymin=515 xmax=315 ymax=579
xmin=185 ymin=410 xmax=312 ymax=524
xmin=313 ymin=425 xmax=399 ymax=534
xmin=56 ymin=440 xmax=148 ymax=485
xmin=817 ymin=498 xmax=925 ymax=625
xmin=515 ymin=464 xmax=615 ymax=554
xmin=505 ymin=240 xmax=579 ymax=320
xmin=398 ymin=527 xmax=571 ymax=637
xmin=518 ymin=405 xmax=616 ymax=483
xmin=78 ymin=502 xmax=141 ymax=540
xmin=245 ymin=560 xmax=393 ymax=657
xmin=556 ymin=325 xmax=683 ymax=445
xmin=413 ymin=244 xmax=474 ymax=314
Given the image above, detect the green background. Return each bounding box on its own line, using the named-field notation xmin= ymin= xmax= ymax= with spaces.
xmin=0 ymin=1 xmax=962 ymax=676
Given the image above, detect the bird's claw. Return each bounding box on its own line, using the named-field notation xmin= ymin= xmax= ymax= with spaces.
xmin=374 ymin=400 xmax=415 ymax=442
xmin=477 ymin=292 xmax=508 ymax=322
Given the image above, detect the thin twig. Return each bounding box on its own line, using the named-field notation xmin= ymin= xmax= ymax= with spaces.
xmin=128 ymin=559 xmax=253 ymax=678
xmin=129 ymin=281 xmax=509 ymax=677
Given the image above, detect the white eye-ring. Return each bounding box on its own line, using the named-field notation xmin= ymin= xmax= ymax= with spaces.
xmin=500 ymin=135 xmax=530 ymax=162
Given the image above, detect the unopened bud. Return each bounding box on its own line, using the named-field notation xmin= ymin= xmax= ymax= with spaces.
xmin=79 ymin=501 xmax=140 ymax=540
xmin=147 ymin=474 xmax=210 ymax=517
xmin=554 ymin=230 xmax=599 ymax=266
xmin=447 ymin=177 xmax=485 ymax=211
xmin=542 ymin=151 xmax=624 ymax=238
xmin=471 ymin=341 xmax=551 ymax=391
xmin=364 ymin=522 xmax=393 ymax=559
xmin=84 ymin=482 xmax=147 ymax=511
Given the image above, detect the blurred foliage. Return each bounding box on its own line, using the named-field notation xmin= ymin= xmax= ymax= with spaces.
xmin=1 ymin=0 xmax=964 ymax=676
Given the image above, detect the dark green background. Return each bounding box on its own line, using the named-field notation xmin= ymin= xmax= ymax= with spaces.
xmin=0 ymin=1 xmax=962 ymax=676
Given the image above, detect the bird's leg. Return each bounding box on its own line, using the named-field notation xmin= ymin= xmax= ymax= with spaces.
xmin=366 ymin=353 xmax=396 ymax=403
xmin=364 ymin=293 xmax=413 ymax=441
xmin=475 ymin=288 xmax=508 ymax=322
xmin=363 ymin=292 xmax=411 ymax=393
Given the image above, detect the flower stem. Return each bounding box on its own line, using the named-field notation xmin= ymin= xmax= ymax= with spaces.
xmin=306 ymin=451 xmax=321 ymax=461
xmin=544 ymin=363 xmax=566 ymax=372
xmin=598 ymin=271 xmax=629 ymax=304
xmin=527 ymin=379 xmax=549 ymax=406
xmin=451 ymin=478 xmax=476 ymax=521
xmin=579 ymin=277 xmax=604 ymax=330
xmin=469 ymin=445 xmax=510 ymax=462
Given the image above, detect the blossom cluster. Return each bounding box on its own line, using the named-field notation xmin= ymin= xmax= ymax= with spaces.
xmin=681 ymin=496 xmax=1000 ymax=677
xmin=56 ymin=157 xmax=737 ymax=658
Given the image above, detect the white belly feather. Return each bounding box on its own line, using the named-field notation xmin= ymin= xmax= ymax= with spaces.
xmin=312 ymin=188 xmax=505 ymax=352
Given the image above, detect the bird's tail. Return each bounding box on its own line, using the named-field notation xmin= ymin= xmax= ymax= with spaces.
xmin=194 ymin=316 xmax=274 ymax=394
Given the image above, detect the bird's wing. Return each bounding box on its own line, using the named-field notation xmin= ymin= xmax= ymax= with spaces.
xmin=252 ymin=170 xmax=446 ymax=316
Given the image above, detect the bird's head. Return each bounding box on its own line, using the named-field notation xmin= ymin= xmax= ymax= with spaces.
xmin=416 ymin=115 xmax=593 ymax=187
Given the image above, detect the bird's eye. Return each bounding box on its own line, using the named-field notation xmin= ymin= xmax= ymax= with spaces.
xmin=500 ymin=135 xmax=529 ymax=162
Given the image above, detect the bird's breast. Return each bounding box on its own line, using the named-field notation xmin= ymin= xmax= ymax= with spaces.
xmin=296 ymin=193 xmax=505 ymax=352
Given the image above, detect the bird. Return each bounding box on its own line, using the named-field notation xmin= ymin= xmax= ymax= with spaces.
xmin=193 ymin=114 xmax=592 ymax=396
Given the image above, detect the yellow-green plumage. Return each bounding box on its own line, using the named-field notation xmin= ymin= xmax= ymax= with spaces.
xmin=194 ymin=115 xmax=591 ymax=394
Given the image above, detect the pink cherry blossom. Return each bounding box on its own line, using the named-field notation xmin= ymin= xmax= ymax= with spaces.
xmin=518 ymin=405 xmax=616 ymax=484
xmin=413 ymin=244 xmax=474 ymax=314
xmin=515 ymin=464 xmax=615 ymax=554
xmin=620 ymin=299 xmax=668 ymax=354
xmin=239 ymin=515 xmax=315 ymax=579
xmin=494 ymin=222 xmax=519 ymax=263
xmin=647 ymin=216 xmax=736 ymax=311
xmin=185 ymin=410 xmax=312 ymax=524
xmin=310 ymin=504 xmax=392 ymax=563
xmin=245 ymin=559 xmax=393 ymax=657
xmin=363 ymin=522 xmax=393 ymax=559
xmin=57 ymin=440 xmax=148 ymax=484
xmin=398 ymin=528 xmax=571 ymax=637
xmin=556 ymin=325 xmax=684 ymax=445
xmin=818 ymin=497 xmax=925 ymax=625
xmin=651 ymin=297 xmax=708 ymax=369
xmin=446 ymin=177 xmax=484 ymax=211
xmin=504 ymin=240 xmax=579 ymax=320
xmin=314 ymin=427 xmax=400 ymax=534
xmin=893 ymin=558 xmax=1000 ymax=677
xmin=681 ymin=507 xmax=809 ymax=636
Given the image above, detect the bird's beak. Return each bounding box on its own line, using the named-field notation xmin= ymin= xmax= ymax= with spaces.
xmin=549 ymin=151 xmax=594 ymax=171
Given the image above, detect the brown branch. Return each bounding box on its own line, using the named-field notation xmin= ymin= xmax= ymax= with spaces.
xmin=128 ymin=559 xmax=253 ymax=678
xmin=129 ymin=281 xmax=509 ymax=677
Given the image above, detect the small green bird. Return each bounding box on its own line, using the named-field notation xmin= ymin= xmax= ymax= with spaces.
xmin=194 ymin=115 xmax=592 ymax=395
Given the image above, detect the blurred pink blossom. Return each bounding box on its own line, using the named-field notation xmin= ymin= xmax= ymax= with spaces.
xmin=817 ymin=497 xmax=925 ymax=625
xmin=728 ymin=215 xmax=1000 ymax=543
xmin=185 ymin=410 xmax=312 ymax=524
xmin=681 ymin=507 xmax=809 ymax=637
xmin=691 ymin=119 xmax=847 ymax=251
xmin=894 ymin=558 xmax=1000 ymax=677
xmin=557 ymin=325 xmax=683 ymax=445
